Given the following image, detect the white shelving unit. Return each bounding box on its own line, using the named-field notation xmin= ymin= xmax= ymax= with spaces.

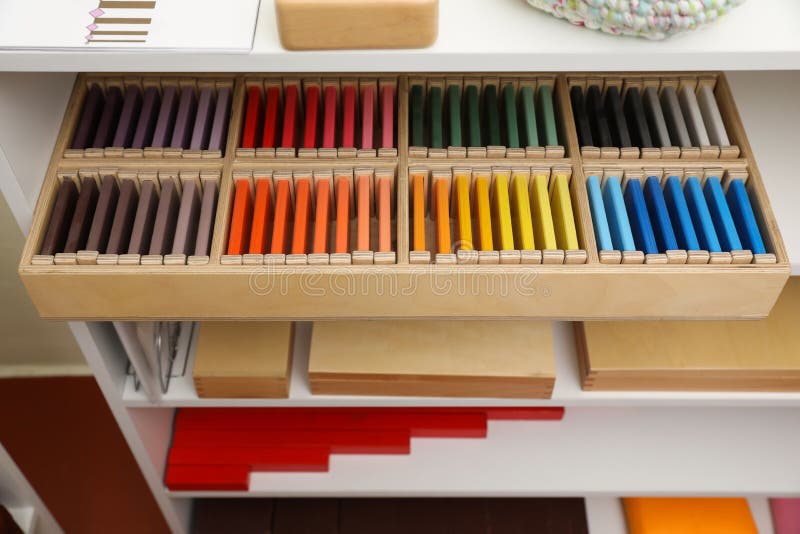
xmin=0 ymin=0 xmax=798 ymax=72
xmin=1 ymin=4 xmax=798 ymax=531
xmin=0 ymin=443 xmax=61 ymax=534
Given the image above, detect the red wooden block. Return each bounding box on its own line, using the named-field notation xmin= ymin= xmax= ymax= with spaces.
xmin=165 ymin=464 xmax=249 ymax=491
xmin=381 ymin=84 xmax=395 ymax=149
xmin=261 ymin=85 xmax=282 ymax=149
xmin=341 ymin=85 xmax=357 ymax=149
xmin=168 ymin=446 xmax=330 ymax=472
xmin=361 ymin=85 xmax=375 ymax=150
xmin=322 ymin=86 xmax=337 ymax=149
xmin=175 ymin=410 xmax=487 ymax=438
xmin=482 ymin=407 xmax=565 ymax=421
xmin=281 ymin=84 xmax=300 ymax=149
xmin=171 ymin=428 xmax=411 ymax=454
xmin=241 ymin=86 xmax=263 ymax=149
xmin=303 ymin=85 xmax=320 ymax=149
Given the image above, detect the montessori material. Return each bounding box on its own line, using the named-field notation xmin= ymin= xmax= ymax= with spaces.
xmin=222 ymin=169 xmax=396 ymax=266
xmin=20 ymin=71 xmax=789 ymax=320
xmin=576 ymin=278 xmax=800 ymax=391
xmin=308 ymin=321 xmax=556 ymax=398
xmin=584 ymin=168 xmax=771 ymax=265
xmin=66 ymin=76 xmax=234 ymax=158
xmin=192 ymin=322 xmax=294 ymax=398
xmin=409 ymin=166 xmax=586 ymax=265
xmin=408 ymin=77 xmax=564 ymax=158
xmin=34 ymin=170 xmax=220 ymax=266
xmin=623 ymin=498 xmax=757 ymax=534
xmin=237 ymin=77 xmax=398 ymax=158
xmin=570 ymin=74 xmax=738 ymax=159
xmin=166 ymin=407 xmax=563 ymax=491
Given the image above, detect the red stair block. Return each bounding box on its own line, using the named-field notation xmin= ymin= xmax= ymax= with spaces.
xmin=175 ymin=409 xmax=488 ymax=438
xmin=172 ymin=429 xmax=411 ymax=454
xmin=166 ymin=407 xmax=566 ymax=491
xmin=165 ymin=464 xmax=249 ymax=491
xmin=168 ymin=446 xmax=329 ymax=472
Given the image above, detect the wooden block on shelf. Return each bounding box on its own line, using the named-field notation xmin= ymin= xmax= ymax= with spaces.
xmin=275 ymin=0 xmax=438 ymax=51
xmin=576 ymin=278 xmax=800 ymax=392
xmin=192 ymin=322 xmax=294 ymax=398
xmin=308 ymin=321 xmax=555 ymax=398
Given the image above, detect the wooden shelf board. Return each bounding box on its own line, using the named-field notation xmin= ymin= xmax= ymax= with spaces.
xmin=122 ymin=322 xmax=800 ymax=408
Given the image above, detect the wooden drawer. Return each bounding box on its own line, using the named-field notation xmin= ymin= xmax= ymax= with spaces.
xmin=19 ymin=72 xmax=789 ymax=320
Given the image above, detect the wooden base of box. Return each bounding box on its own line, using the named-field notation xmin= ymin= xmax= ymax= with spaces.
xmin=575 ymin=279 xmax=800 ymax=392
xmin=308 ymin=320 xmax=555 ymax=398
xmin=18 ymin=72 xmax=790 ymax=321
xmin=192 ymin=322 xmax=294 ymax=398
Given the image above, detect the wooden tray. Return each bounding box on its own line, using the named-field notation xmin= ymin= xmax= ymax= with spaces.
xmin=308 ymin=320 xmax=555 ymax=398
xmin=575 ymin=278 xmax=800 ymax=392
xmin=18 ymin=72 xmax=789 ymax=320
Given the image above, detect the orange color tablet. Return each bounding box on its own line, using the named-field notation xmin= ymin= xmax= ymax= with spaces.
xmin=248 ymin=178 xmax=273 ymax=254
xmin=270 ymin=180 xmax=293 ymax=254
xmin=227 ymin=179 xmax=252 ymax=255
xmin=292 ymin=179 xmax=311 ymax=254
xmin=313 ymin=180 xmax=331 ymax=254
xmin=434 ymin=178 xmax=451 ymax=255
xmin=377 ymin=177 xmax=392 ymax=252
xmin=356 ymin=173 xmax=371 ymax=251
xmin=335 ymin=177 xmax=351 ymax=253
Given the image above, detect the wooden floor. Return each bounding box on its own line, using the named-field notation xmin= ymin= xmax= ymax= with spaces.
xmin=0 ymin=376 xmax=169 ymax=534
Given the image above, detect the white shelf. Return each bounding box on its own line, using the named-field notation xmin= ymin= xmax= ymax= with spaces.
xmin=0 ymin=0 xmax=799 ymax=72
xmin=0 ymin=443 xmax=61 ymax=534
xmin=123 ymin=321 xmax=800 ymax=408
xmin=166 ymin=407 xmax=800 ymax=497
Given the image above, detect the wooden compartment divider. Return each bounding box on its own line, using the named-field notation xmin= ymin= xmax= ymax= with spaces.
xmin=18 ymin=72 xmax=790 ymax=320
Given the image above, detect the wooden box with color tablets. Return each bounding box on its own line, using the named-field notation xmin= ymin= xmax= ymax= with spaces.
xmin=18 ymin=72 xmax=789 ymax=320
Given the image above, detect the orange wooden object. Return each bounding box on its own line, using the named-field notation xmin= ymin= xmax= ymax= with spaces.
xmin=377 ymin=177 xmax=392 ymax=252
xmin=335 ymin=177 xmax=350 ymax=253
xmin=356 ymin=173 xmax=371 ymax=251
xmin=227 ymin=180 xmax=252 ymax=255
xmin=624 ymin=498 xmax=757 ymax=534
xmin=434 ymin=179 xmax=451 ymax=255
xmin=248 ymin=179 xmax=273 ymax=254
xmin=412 ymin=172 xmax=426 ymax=252
xmin=313 ymin=180 xmax=331 ymax=254
xmin=291 ymin=179 xmax=312 ymax=254
xmin=270 ymin=180 xmax=293 ymax=254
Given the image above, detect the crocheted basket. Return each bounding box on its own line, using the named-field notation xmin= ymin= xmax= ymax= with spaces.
xmin=526 ymin=0 xmax=745 ymax=40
